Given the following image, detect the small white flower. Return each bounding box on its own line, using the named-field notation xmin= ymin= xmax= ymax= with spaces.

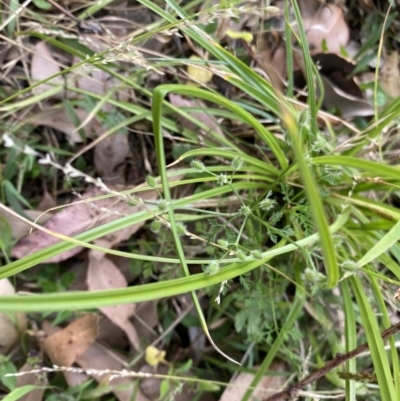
xmin=2 ymin=133 xmax=15 ymax=147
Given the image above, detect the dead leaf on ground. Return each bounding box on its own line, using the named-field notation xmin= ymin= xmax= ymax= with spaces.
xmin=98 ymin=315 xmax=129 ymax=350
xmin=27 ymin=107 xmax=102 ymax=143
xmin=380 ymin=51 xmax=400 ymax=99
xmin=0 ymin=208 xmax=52 ymax=242
xmin=74 ymin=56 xmax=130 ymax=104
xmin=219 ymin=362 xmax=286 ymax=401
xmin=11 ymin=187 xmax=150 ymax=262
xmin=244 ymin=35 xmax=285 ymax=92
xmin=134 ymin=300 xmax=159 ymax=344
xmin=16 ymin=362 xmax=46 ymax=401
xmin=313 ymin=53 xmax=363 ymax=98
xmin=140 ymin=363 xmax=214 ymax=401
xmin=31 ymin=42 xmax=65 ymax=98
xmin=41 ymin=314 xmax=99 ymax=367
xmin=140 ymin=364 xmax=169 ymax=400
xmin=94 ymin=133 xmax=131 ymax=185
xmin=37 ymin=191 xmax=57 ymax=212
xmin=293 ymin=51 xmax=373 ymax=118
xmin=301 ymin=3 xmax=349 ymax=55
xmin=87 ymin=251 xmax=141 ymax=351
xmin=0 ymin=279 xmax=27 ymax=354
xmin=320 ymin=75 xmax=374 ymax=118
xmin=77 ymin=342 xmax=151 ymax=401
xmin=169 ymin=94 xmax=226 ymax=144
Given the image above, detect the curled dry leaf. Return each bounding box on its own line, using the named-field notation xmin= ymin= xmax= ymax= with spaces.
xmin=87 ymin=251 xmax=141 ymax=351
xmin=41 ymin=314 xmax=99 ymax=367
xmin=219 ymin=362 xmax=286 ymax=401
xmin=31 ymin=42 xmax=65 ymax=97
xmin=320 ymin=75 xmax=374 ymax=118
xmin=293 ymin=51 xmax=373 ymax=118
xmin=0 ymin=279 xmax=27 ymax=354
xmin=302 ymin=4 xmax=349 ymax=55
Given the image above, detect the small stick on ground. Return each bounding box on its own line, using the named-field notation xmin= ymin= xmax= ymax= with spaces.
xmin=263 ymin=321 xmax=400 ymax=401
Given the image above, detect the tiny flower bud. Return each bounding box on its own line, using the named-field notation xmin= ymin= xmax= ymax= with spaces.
xmin=158 ymin=199 xmax=169 ymax=212
xmin=175 ymin=222 xmax=187 ymax=236
xmin=217 ymin=239 xmax=229 ymax=248
xmin=250 ymin=250 xmax=262 ymax=259
xmin=237 ymin=250 xmax=246 ymax=261
xmin=231 ymin=156 xmax=244 ymax=171
xmin=203 ymin=261 xmax=220 ymax=276
xmin=146 ymin=175 xmax=157 ymax=188
xmin=217 ymin=173 xmax=228 ymax=186
xmin=190 ymin=159 xmax=206 ymax=172
xmin=150 ymin=220 xmax=162 ymax=233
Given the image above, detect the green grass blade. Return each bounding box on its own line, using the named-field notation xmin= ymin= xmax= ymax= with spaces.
xmin=368 ymin=273 xmax=400 ymax=400
xmin=153 ymin=84 xmax=286 ymax=170
xmin=358 ymin=219 xmax=400 ymax=267
xmin=340 ymin=279 xmax=357 ymax=401
xmin=282 ymin=108 xmax=338 ymax=288
xmin=350 ymin=275 xmax=396 ymax=400
xmin=0 ymin=211 xmax=349 ymax=312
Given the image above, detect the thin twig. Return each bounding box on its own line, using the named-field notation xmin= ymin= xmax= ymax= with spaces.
xmin=263 ymin=321 xmax=400 ymax=401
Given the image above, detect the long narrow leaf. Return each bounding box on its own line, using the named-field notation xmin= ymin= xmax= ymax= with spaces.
xmin=351 ymin=276 xmax=396 ymax=400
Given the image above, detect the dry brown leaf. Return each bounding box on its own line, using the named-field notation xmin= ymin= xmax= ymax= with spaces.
xmin=320 ymin=75 xmax=374 ymax=118
xmin=293 ymin=50 xmax=372 ymax=118
xmin=74 ymin=56 xmax=130 ymax=103
xmin=27 ymin=108 xmax=102 ymax=143
xmin=94 ymin=133 xmax=131 ymax=185
xmin=169 ymin=93 xmax=225 ymax=142
xmin=37 ymin=191 xmax=57 ymax=212
xmin=219 ymin=362 xmax=286 ymax=401
xmin=77 ymin=342 xmax=151 ymax=401
xmin=12 ymin=174 xmax=183 ymax=263
xmin=16 ymin=362 xmax=45 ymax=401
xmin=31 ymin=42 xmax=64 ymax=96
xmin=98 ymin=315 xmax=129 ymax=350
xmin=0 ymin=279 xmax=27 ymax=354
xmin=11 ymin=187 xmax=149 ymax=262
xmin=302 ymin=4 xmax=349 ymax=55
xmin=140 ymin=364 xmax=169 ymax=400
xmin=313 ymin=53 xmax=363 ymax=97
xmin=87 ymin=251 xmax=140 ymax=351
xmin=140 ymin=364 xmax=212 ymax=401
xmin=380 ymin=51 xmax=400 ymax=99
xmin=41 ymin=314 xmax=99 ymax=367
xmin=134 ymin=300 xmax=159 ymax=343
xmin=77 ymin=68 xmax=110 ymax=96
xmin=0 ymin=208 xmax=52 ymax=242
xmin=246 ymin=36 xmax=285 ymax=93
